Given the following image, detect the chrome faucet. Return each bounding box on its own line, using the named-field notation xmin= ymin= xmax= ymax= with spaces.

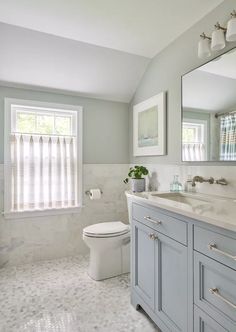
xmin=189 ymin=176 xmax=228 ymax=187
xmin=191 ymin=176 xmax=214 ymax=187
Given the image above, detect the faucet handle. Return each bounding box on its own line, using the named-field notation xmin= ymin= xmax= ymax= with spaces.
xmin=208 ymin=177 xmax=214 ymax=184
xmin=215 ymin=178 xmax=228 ymax=185
xmin=191 ymin=175 xmax=215 ymax=187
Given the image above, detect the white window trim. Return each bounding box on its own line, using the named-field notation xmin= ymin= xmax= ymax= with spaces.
xmin=183 ymin=117 xmax=208 ymax=159
xmin=12 ymin=107 xmax=76 ymax=136
xmin=4 ymin=98 xmax=83 ymax=219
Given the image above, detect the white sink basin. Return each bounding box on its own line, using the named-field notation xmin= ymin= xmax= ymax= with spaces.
xmin=151 ymin=192 xmax=212 ymax=206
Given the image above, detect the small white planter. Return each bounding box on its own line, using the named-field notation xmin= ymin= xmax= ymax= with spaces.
xmin=131 ymin=178 xmax=145 ymax=192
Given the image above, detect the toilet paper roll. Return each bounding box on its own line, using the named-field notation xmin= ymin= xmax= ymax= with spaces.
xmin=89 ymin=189 xmax=102 ymax=200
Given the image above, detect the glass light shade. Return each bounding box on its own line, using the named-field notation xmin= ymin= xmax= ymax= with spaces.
xmin=211 ymin=29 xmax=225 ymax=51
xmin=198 ymin=38 xmax=211 ymax=58
xmin=226 ymin=17 xmax=236 ymax=41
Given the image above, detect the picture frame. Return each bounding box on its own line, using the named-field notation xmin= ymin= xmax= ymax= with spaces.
xmin=133 ymin=91 xmax=166 ymax=156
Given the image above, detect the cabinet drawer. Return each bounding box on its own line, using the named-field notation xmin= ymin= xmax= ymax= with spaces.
xmin=132 ymin=203 xmax=187 ymax=245
xmin=194 ymin=306 xmax=227 ymax=332
xmin=194 ymin=252 xmax=236 ymax=331
xmin=194 ymin=226 xmax=236 ymax=270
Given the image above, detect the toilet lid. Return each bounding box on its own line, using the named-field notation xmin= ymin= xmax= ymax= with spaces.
xmin=83 ymin=221 xmax=130 ymax=237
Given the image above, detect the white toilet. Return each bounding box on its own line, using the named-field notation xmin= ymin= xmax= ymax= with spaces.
xmin=83 ymin=221 xmax=130 ymax=281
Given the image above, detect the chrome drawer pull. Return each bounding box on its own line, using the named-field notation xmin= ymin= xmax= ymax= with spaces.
xmin=208 ymin=243 xmax=236 ymax=261
xmin=144 ymin=216 xmax=161 ymax=225
xmin=149 ymin=233 xmax=158 ymax=240
xmin=209 ymin=288 xmax=236 ymax=309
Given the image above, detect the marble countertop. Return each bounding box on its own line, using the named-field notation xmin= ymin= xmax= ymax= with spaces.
xmin=126 ymin=191 xmax=236 ymax=233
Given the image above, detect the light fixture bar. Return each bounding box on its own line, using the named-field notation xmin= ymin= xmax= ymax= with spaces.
xmin=198 ymin=10 xmax=236 ymax=58
xmin=230 ymin=10 xmax=236 ymax=18
xmin=200 ymin=32 xmax=211 ymax=40
xmin=214 ymin=22 xmax=227 ymax=32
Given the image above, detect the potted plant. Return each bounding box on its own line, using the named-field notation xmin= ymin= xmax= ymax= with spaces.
xmin=124 ymin=166 xmax=149 ymax=192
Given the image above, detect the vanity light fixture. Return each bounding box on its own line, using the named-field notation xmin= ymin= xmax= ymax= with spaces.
xmin=198 ymin=10 xmax=236 ymax=58
xmin=198 ymin=33 xmax=211 ymax=58
xmin=211 ymin=22 xmax=226 ymax=51
xmin=226 ymin=10 xmax=236 ymax=41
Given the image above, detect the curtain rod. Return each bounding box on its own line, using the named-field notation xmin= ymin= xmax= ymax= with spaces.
xmin=215 ymin=110 xmax=236 ymax=118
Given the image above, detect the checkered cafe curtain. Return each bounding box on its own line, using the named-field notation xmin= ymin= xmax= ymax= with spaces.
xmin=220 ymin=114 xmax=236 ymax=161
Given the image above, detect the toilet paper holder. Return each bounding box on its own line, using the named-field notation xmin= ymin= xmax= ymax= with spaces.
xmin=85 ymin=189 xmax=103 ymax=195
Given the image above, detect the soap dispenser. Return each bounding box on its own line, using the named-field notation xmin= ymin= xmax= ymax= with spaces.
xmin=170 ymin=175 xmax=183 ymax=192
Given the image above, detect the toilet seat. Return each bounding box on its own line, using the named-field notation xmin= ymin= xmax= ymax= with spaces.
xmin=83 ymin=221 xmax=130 ymax=238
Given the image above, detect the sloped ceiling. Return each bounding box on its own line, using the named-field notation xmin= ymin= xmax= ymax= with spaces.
xmin=0 ymin=23 xmax=149 ymax=102
xmin=183 ymin=69 xmax=236 ymax=112
xmin=0 ymin=0 xmax=224 ymax=102
xmin=0 ymin=0 xmax=223 ymax=58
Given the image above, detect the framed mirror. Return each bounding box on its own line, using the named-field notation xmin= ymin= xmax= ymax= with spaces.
xmin=182 ymin=47 xmax=236 ymax=162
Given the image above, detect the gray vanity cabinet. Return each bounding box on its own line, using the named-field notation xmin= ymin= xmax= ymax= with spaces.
xmin=132 ymin=216 xmax=188 ymax=331
xmin=130 ymin=200 xmax=236 ymax=332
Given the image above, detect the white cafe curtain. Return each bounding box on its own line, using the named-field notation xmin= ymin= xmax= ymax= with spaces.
xmin=11 ymin=134 xmax=77 ymax=211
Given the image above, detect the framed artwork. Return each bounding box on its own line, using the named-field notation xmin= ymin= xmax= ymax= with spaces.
xmin=133 ymin=92 xmax=166 ymax=156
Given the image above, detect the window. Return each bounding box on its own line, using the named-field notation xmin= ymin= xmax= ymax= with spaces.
xmin=4 ymin=99 xmax=83 ymax=218
xmin=182 ymin=119 xmax=207 ymax=161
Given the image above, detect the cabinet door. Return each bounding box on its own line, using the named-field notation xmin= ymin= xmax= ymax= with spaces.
xmin=132 ymin=219 xmax=155 ymax=310
xmin=194 ymin=306 xmax=227 ymax=332
xmin=155 ymin=233 xmax=188 ymax=332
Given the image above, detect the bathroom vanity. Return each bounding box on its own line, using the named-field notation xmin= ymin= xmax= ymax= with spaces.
xmin=126 ymin=191 xmax=236 ymax=332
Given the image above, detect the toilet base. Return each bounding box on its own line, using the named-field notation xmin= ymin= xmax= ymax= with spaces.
xmin=88 ymin=243 xmax=130 ymax=281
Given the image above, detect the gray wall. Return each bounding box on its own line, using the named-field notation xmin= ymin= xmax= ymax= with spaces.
xmin=0 ymin=85 xmax=129 ymax=164
xmin=129 ymin=0 xmax=236 ymax=164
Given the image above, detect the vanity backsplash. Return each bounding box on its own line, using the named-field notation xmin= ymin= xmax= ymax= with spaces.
xmin=145 ymin=164 xmax=236 ymax=199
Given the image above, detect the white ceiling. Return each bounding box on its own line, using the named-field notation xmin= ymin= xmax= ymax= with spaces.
xmin=0 ymin=0 xmax=223 ymax=58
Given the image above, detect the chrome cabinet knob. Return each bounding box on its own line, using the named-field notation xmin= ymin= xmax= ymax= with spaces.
xmin=149 ymin=233 xmax=158 ymax=240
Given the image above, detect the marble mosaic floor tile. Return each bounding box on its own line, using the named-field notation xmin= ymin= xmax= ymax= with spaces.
xmin=0 ymin=255 xmax=159 ymax=332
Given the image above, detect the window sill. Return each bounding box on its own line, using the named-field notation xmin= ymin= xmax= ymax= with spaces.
xmin=3 ymin=206 xmax=84 ymax=220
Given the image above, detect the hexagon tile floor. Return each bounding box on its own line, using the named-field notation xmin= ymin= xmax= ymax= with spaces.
xmin=0 ymin=255 xmax=159 ymax=332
